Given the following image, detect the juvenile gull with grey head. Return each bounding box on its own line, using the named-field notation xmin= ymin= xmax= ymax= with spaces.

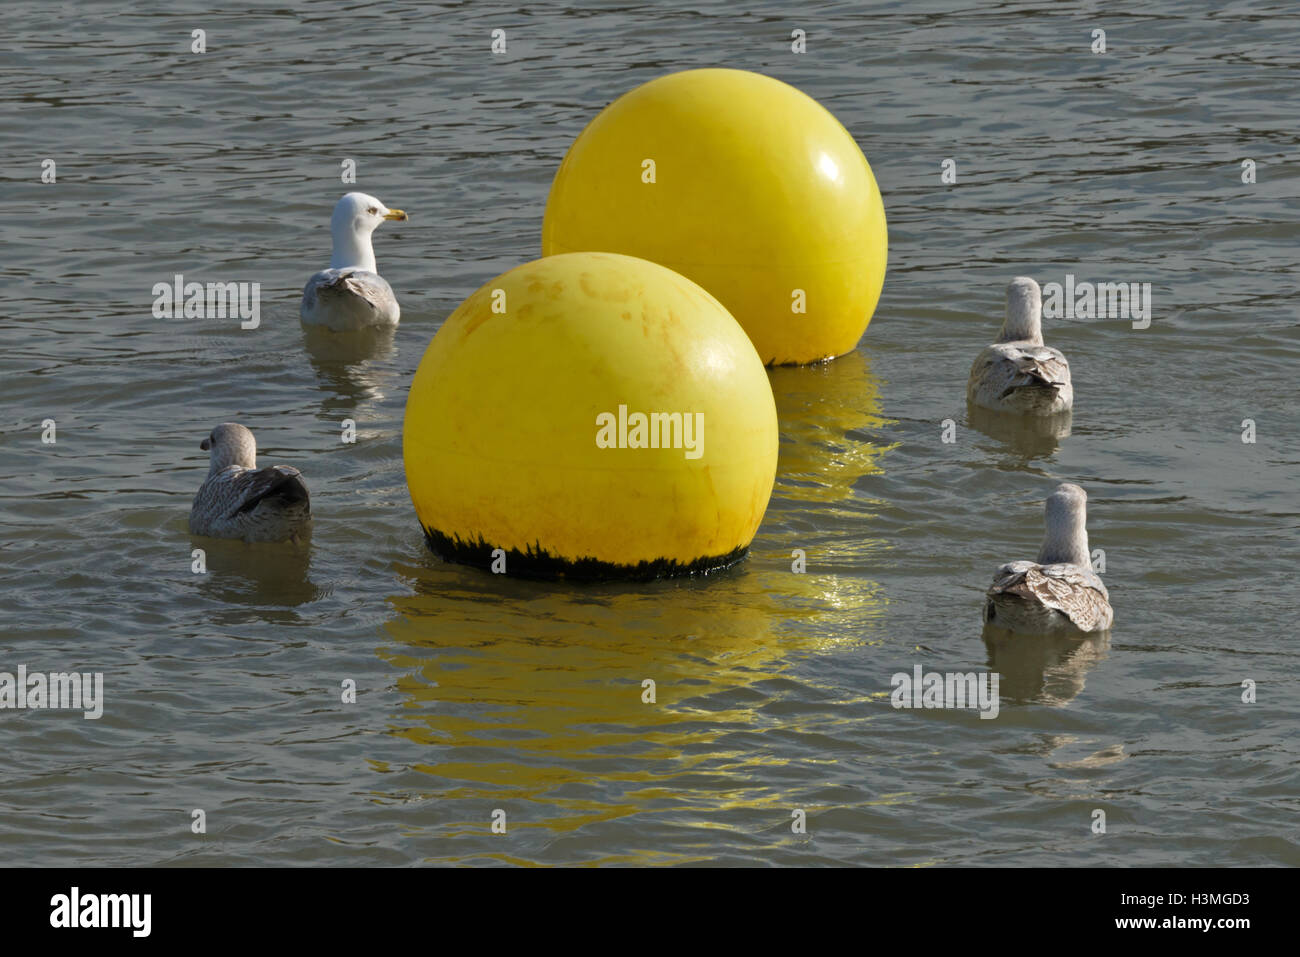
xmin=984 ymin=483 xmax=1113 ymax=634
xmin=189 ymin=423 xmax=311 ymax=543
xmin=968 ymin=277 xmax=1073 ymax=414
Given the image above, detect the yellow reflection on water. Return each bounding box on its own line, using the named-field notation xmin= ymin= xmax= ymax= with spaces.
xmin=769 ymin=349 xmax=896 ymax=506
xmin=376 ymin=545 xmax=886 ymax=862
xmin=757 ymin=347 xmax=895 ymax=617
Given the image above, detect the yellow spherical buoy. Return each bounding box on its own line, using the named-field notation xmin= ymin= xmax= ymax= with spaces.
xmin=403 ymin=252 xmax=778 ymax=580
xmin=542 ymin=68 xmax=888 ymax=366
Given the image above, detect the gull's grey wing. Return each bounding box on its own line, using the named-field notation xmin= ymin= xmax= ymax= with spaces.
xmin=968 ymin=343 xmax=1071 ymax=410
xmin=1004 ymin=345 xmax=1069 ymax=393
xmin=301 ymin=268 xmax=399 ymax=328
xmin=227 ymin=465 xmax=309 ymax=518
xmin=988 ymin=562 xmax=1112 ymax=632
xmin=191 ymin=465 xmax=311 ymax=542
xmin=990 ymin=560 xmax=1037 ymax=583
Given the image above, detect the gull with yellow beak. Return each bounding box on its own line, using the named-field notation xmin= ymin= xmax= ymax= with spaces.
xmin=300 ymin=192 xmax=407 ymax=330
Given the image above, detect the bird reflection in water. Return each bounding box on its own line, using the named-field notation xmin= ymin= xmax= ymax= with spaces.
xmin=968 ymin=404 xmax=1072 ymax=461
xmin=981 ymin=622 xmax=1110 ymax=706
xmin=191 ymin=530 xmax=321 ymax=609
xmin=302 ymin=324 xmax=398 ymax=412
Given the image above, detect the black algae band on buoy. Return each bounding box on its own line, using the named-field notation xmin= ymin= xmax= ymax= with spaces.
xmin=421 ymin=528 xmax=750 ymax=583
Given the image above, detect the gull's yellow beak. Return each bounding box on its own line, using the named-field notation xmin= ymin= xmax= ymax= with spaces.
xmin=383 ymin=208 xmax=408 ymax=221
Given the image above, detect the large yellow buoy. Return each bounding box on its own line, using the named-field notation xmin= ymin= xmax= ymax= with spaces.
xmin=403 ymin=252 xmax=779 ymax=580
xmin=541 ymin=68 xmax=888 ymax=366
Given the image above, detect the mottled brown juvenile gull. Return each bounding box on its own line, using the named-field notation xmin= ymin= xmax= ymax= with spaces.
xmin=967 ymin=277 xmax=1073 ymax=414
xmin=189 ymin=423 xmax=311 ymax=543
xmin=984 ymin=483 xmax=1113 ymax=634
xmin=300 ymin=192 xmax=406 ymax=330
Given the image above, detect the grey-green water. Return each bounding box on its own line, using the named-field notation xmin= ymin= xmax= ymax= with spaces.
xmin=1 ymin=0 xmax=1297 ymax=866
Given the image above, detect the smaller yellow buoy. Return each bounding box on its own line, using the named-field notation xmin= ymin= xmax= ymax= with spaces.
xmin=403 ymin=252 xmax=779 ymax=580
xmin=542 ymin=68 xmax=889 ymax=366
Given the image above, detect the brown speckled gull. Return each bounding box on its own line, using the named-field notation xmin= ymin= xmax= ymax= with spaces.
xmin=189 ymin=423 xmax=311 ymax=543
xmin=984 ymin=483 xmax=1113 ymax=634
xmin=968 ymin=277 xmax=1073 ymax=415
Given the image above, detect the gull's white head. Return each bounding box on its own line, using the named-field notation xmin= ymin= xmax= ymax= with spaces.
xmin=329 ymin=192 xmax=407 ymax=272
xmin=999 ymin=276 xmax=1043 ymax=345
xmin=1037 ymin=482 xmax=1091 ymax=567
xmin=200 ymin=422 xmax=257 ymax=473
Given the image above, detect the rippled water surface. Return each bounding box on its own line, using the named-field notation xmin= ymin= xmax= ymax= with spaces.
xmin=2 ymin=1 xmax=1297 ymax=866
